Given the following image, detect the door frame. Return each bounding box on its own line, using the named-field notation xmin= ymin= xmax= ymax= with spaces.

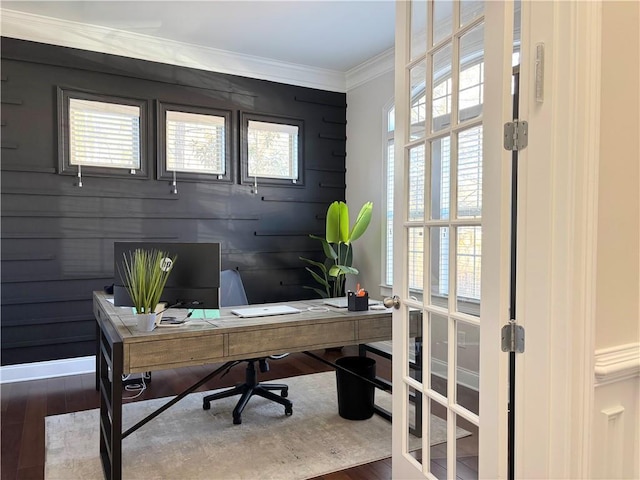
xmin=515 ymin=1 xmax=601 ymax=478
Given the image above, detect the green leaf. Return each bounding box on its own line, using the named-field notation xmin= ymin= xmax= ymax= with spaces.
xmin=335 ymin=243 xmax=353 ymax=268
xmin=329 ymin=264 xmax=359 ymax=277
xmin=302 ymin=286 xmax=330 ymax=298
xmin=309 ymin=234 xmax=337 ymax=260
xmin=348 ymin=201 xmax=373 ymax=243
xmin=326 ymin=201 xmax=349 ymax=244
xmin=300 ymin=255 xmax=326 ymax=271
xmin=304 ymin=266 xmax=330 ymax=287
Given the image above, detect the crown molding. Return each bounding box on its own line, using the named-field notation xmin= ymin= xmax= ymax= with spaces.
xmin=0 ymin=8 xmax=347 ymax=92
xmin=346 ymin=47 xmax=394 ymax=91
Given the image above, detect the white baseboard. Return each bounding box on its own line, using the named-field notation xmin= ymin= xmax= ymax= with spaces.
xmin=0 ymin=356 xmax=96 ymax=384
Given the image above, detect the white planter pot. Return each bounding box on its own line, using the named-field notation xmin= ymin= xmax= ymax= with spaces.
xmin=154 ymin=303 xmax=166 ymax=326
xmin=136 ymin=313 xmax=157 ymax=332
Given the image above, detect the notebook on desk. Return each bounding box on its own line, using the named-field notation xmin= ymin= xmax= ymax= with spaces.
xmin=230 ymin=305 xmax=302 ymax=318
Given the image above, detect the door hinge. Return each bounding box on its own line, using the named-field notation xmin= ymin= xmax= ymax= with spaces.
xmin=501 ymin=320 xmax=525 ymax=353
xmin=504 ymin=121 xmax=528 ymax=151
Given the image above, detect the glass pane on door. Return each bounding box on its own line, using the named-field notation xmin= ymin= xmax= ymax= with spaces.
xmin=456 ymin=414 xmax=479 ymax=480
xmin=457 ymin=126 xmax=483 ymax=219
xmin=456 ymin=226 xmax=482 ymax=315
xmin=429 ymin=398 xmax=448 ymax=479
xmin=432 ymin=44 xmax=453 ymax=133
xmin=459 ymin=23 xmax=485 ymax=123
xmin=430 ymin=136 xmax=451 ymax=220
xmin=429 ymin=227 xmax=449 ymax=307
xmin=433 ymin=0 xmax=453 ymax=45
xmin=456 ymin=321 xmax=480 ymax=414
xmin=411 ymin=1 xmax=427 ymax=60
xmin=410 ymin=61 xmax=427 ymax=140
xmin=429 ymin=312 xmax=448 ymax=397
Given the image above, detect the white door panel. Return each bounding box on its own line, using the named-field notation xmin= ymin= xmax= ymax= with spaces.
xmin=392 ymin=1 xmax=515 ymax=478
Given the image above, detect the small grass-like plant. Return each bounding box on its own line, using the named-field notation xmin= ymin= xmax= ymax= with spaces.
xmin=121 ymin=248 xmax=177 ymax=314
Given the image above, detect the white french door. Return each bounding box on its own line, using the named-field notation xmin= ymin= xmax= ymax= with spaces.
xmin=391 ymin=1 xmax=516 ymax=478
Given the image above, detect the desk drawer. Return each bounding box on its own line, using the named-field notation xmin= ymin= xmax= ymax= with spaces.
xmin=228 ymin=321 xmax=356 ymax=357
xmin=358 ymin=317 xmax=392 ymax=342
xmin=126 ymin=335 xmax=224 ymax=372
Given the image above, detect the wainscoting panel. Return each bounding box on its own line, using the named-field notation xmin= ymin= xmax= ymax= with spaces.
xmin=590 ymin=343 xmax=640 ymax=479
xmin=0 ymin=37 xmax=346 ymax=366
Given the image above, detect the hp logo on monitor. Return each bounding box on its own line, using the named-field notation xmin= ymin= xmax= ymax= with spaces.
xmin=160 ymin=257 xmax=174 ymax=272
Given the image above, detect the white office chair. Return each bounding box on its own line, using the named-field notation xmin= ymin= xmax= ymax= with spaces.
xmin=202 ymin=269 xmax=293 ymax=424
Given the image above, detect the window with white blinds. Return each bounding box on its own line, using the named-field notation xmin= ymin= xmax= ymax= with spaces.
xmin=247 ymin=120 xmax=299 ymax=180
xmin=69 ymin=98 xmax=141 ymax=169
xmin=165 ymin=110 xmax=225 ymax=175
xmin=58 ymin=88 xmax=149 ymax=178
xmin=157 ymin=102 xmax=232 ymax=183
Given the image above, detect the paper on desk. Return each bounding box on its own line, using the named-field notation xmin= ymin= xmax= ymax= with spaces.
xmin=189 ymin=309 xmax=220 ymax=319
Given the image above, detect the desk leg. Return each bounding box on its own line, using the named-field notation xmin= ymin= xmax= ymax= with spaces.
xmin=98 ymin=323 xmax=123 ymax=480
xmin=95 ymin=320 xmax=100 ymax=391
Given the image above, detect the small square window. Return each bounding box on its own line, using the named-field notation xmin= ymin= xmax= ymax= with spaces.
xmin=157 ymin=102 xmax=233 ymax=183
xmin=241 ymin=113 xmax=304 ymax=187
xmin=57 ymin=87 xmax=150 ymax=178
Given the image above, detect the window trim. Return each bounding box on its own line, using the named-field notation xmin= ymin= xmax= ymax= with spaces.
xmin=57 ymin=87 xmax=151 ymax=179
xmin=382 ymin=99 xmax=395 ymax=288
xmin=156 ymin=101 xmax=234 ymax=183
xmin=240 ymin=112 xmax=305 ymax=188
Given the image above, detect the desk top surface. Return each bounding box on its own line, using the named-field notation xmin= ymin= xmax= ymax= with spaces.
xmin=93 ymin=290 xmax=393 ymax=344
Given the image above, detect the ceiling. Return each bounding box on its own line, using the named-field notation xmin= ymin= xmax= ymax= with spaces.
xmin=1 ymin=1 xmax=396 ymax=72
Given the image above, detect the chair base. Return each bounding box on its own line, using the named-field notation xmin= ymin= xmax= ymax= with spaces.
xmin=202 ymin=360 xmax=293 ymax=424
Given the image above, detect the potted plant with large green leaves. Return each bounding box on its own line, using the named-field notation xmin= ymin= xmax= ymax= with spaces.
xmin=300 ymin=200 xmax=373 ymax=298
xmin=121 ymin=248 xmax=177 ymax=331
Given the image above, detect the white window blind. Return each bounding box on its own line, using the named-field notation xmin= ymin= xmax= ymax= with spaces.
xmin=69 ymin=98 xmax=140 ymax=169
xmin=385 ymin=139 xmax=395 ymax=285
xmin=247 ymin=120 xmax=299 ymax=180
xmin=166 ymin=111 xmax=225 ymax=175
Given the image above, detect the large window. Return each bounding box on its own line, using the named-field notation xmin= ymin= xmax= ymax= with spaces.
xmin=57 ymin=87 xmax=150 ymax=178
xmin=240 ymin=113 xmax=304 ymax=187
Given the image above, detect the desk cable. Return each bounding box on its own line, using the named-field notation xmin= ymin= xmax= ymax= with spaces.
xmin=122 ymin=373 xmax=147 ymax=400
xmin=307 ymin=306 xmax=329 ymax=313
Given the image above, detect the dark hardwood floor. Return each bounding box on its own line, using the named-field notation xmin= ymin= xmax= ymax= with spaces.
xmin=1 ymin=346 xmax=478 ymax=480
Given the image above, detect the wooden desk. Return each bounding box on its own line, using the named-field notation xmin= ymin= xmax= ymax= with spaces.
xmin=93 ymin=291 xmax=397 ymax=480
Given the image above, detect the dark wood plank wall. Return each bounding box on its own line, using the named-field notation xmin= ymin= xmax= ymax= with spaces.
xmin=0 ymin=38 xmax=346 ymax=366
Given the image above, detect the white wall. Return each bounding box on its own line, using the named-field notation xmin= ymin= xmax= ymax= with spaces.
xmin=345 ymin=70 xmax=394 ymax=299
xmin=590 ymin=2 xmax=640 ymax=478
xmin=595 ymin=0 xmax=640 ymax=350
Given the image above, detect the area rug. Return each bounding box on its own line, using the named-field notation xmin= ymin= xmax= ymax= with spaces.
xmin=45 ymin=371 xmax=468 ymax=479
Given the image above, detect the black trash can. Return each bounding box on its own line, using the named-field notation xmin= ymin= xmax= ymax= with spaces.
xmin=335 ymin=356 xmax=376 ymax=420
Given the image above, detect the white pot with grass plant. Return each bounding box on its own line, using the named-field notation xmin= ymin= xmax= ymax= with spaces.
xmin=121 ymin=248 xmax=177 ymax=332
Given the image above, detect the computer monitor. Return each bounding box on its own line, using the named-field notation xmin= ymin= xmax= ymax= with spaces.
xmin=113 ymin=242 xmax=221 ymax=309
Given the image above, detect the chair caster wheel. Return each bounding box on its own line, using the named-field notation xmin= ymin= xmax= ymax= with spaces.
xmin=285 ymin=406 xmax=293 ymax=416
xmin=203 ymin=402 xmax=210 ymax=410
xmin=281 ymin=389 xmax=288 ymax=398
xmin=233 ymin=416 xmax=242 ymax=425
